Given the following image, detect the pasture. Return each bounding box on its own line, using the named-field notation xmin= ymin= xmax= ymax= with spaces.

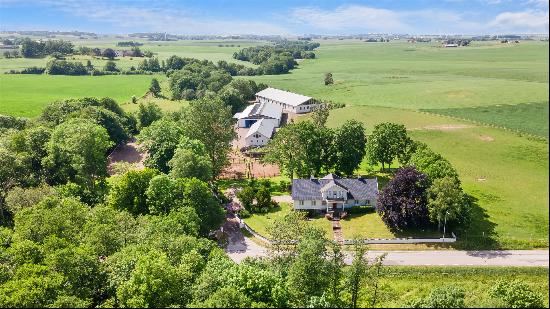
xmin=0 ymin=74 xmax=158 ymax=117
xmin=327 ymin=106 xmax=549 ymax=249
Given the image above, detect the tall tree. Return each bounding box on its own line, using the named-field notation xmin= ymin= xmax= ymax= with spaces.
xmin=332 ymin=120 xmax=367 ymax=176
xmin=263 ymin=123 xmax=305 ymax=182
xmin=108 ymin=168 xmax=158 ymax=216
xmin=377 ymin=166 xmax=430 ymax=230
xmin=366 ymin=122 xmax=410 ymax=171
xmin=346 ymin=241 xmax=368 ymax=308
xmin=137 ymin=118 xmax=185 ymax=173
xmin=42 ymin=118 xmax=112 ymax=190
xmin=168 ymin=138 xmax=212 ymax=182
xmin=181 ymin=97 xmax=235 ymax=178
xmin=286 ymin=228 xmax=329 ymax=307
xmin=427 ymin=176 xmax=467 ymax=232
xmin=149 ymin=78 xmax=161 ymax=97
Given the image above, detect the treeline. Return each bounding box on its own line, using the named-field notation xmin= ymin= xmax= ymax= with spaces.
xmin=233 ymin=40 xmax=320 ymax=74
xmin=116 ymin=41 xmax=143 ymax=47
xmin=20 ymin=38 xmax=74 ymax=58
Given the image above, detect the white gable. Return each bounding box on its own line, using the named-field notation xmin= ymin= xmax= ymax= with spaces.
xmin=245 ymin=119 xmax=275 ymax=139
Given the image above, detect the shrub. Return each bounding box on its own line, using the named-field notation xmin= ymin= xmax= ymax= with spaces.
xmin=239 ymin=208 xmax=251 ymax=218
xmin=489 ymin=279 xmax=544 ymax=308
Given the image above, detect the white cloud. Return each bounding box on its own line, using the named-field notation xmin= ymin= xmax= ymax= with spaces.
xmin=489 ymin=10 xmax=549 ymax=32
xmin=290 ymin=5 xmax=407 ymax=32
xmin=2 ymin=0 xmax=293 ymax=35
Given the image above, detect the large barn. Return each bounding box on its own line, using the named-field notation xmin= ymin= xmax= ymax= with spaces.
xmin=255 ymin=87 xmax=319 ymax=114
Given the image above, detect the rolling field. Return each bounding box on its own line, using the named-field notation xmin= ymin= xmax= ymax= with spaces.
xmin=328 ymin=106 xmax=549 ymax=249
xmin=423 ymin=102 xmax=549 ymax=138
xmin=0 ymin=74 xmax=160 ymax=117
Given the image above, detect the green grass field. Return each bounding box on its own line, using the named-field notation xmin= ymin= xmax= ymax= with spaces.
xmin=371 ymin=266 xmax=548 ymax=308
xmin=0 ymin=74 xmax=160 ymax=117
xmin=327 ymin=106 xmax=549 ymax=249
xmin=423 ymin=102 xmax=549 ymax=138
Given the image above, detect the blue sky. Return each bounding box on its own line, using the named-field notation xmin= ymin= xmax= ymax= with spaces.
xmin=0 ymin=0 xmax=548 ymax=35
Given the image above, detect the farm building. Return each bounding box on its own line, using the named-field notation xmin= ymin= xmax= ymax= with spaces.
xmin=255 ymin=87 xmax=319 ymax=114
xmin=292 ymin=173 xmax=378 ymax=212
xmin=244 ymin=119 xmax=275 ymax=147
xmin=234 ymin=101 xmax=282 ymax=129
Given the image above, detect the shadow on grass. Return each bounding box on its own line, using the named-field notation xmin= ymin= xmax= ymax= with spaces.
xmin=451 ymin=194 xmax=500 ymax=250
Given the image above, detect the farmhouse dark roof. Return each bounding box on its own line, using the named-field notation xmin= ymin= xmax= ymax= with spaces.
xmin=292 ymin=175 xmax=378 ymax=201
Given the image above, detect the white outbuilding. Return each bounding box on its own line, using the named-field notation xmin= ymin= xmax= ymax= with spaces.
xmin=244 ymin=118 xmax=276 ymax=147
xmin=233 ymin=101 xmax=282 ymax=129
xmin=255 ymin=87 xmax=319 ymax=114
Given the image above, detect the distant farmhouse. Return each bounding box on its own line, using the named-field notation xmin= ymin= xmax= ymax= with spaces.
xmin=255 ymin=87 xmax=319 ymax=114
xmin=292 ymin=173 xmax=378 ymax=212
xmin=234 ymin=87 xmax=319 ymax=147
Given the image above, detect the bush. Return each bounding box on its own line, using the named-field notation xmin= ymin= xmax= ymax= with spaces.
xmin=408 ymin=285 xmax=465 ymax=308
xmin=489 ymin=279 xmax=544 ymax=308
xmin=239 ymin=208 xmax=251 ymax=218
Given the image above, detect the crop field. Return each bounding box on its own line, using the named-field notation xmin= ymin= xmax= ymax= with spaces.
xmin=327 ymin=106 xmax=549 ymax=249
xmin=423 ymin=102 xmax=549 ymax=138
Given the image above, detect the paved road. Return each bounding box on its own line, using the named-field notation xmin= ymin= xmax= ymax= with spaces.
xmin=224 ymin=220 xmax=548 ymax=266
xmin=355 ymin=250 xmax=549 ymax=267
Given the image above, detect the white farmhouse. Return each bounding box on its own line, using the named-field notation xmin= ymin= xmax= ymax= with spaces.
xmin=244 ymin=119 xmax=275 ymax=146
xmin=255 ymin=87 xmax=319 ymax=114
xmin=292 ymin=173 xmax=378 ymax=212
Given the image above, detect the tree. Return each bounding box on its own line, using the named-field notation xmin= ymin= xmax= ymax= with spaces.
xmin=5 ymin=184 xmax=56 ymax=215
xmin=409 ymin=285 xmax=466 ymax=308
xmin=324 ymin=72 xmax=334 ymax=85
xmin=409 ymin=143 xmax=459 ymax=183
xmin=346 ymin=241 xmax=368 ymax=308
xmin=332 ymin=120 xmax=367 ymax=176
xmin=264 ymin=123 xmax=305 ymax=182
xmin=149 ymin=78 xmax=161 ymax=97
xmin=178 ymin=178 xmax=224 ymax=236
xmin=136 ymin=102 xmax=163 ymax=129
xmin=427 ymin=176 xmax=467 ymax=232
xmin=377 ymin=166 xmax=430 ymax=230
xmin=326 ymin=241 xmax=344 ymax=307
xmin=108 ymin=168 xmax=158 ymax=216
xmin=146 ymin=174 xmax=177 ymax=215
xmin=42 ymin=118 xmax=112 ymax=190
xmin=137 ymin=118 xmax=185 ymax=173
xmin=168 ymin=139 xmax=213 ymax=182
xmin=237 ymin=185 xmax=255 ymax=211
xmin=286 ymin=228 xmax=330 ymax=307
xmin=103 ymin=60 xmax=118 ymax=72
xmin=311 ymin=104 xmax=330 ymax=127
xmin=366 ymin=122 xmax=410 ymax=171
xmin=181 ymin=97 xmax=235 ymax=178
xmin=0 ymin=148 xmax=30 ymax=223
xmin=255 ymin=185 xmax=272 ymax=211
xmin=489 ymin=279 xmax=544 ymax=308
xmin=102 ymin=48 xmax=116 ymax=59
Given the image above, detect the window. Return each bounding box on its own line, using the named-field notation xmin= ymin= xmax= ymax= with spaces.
xmin=299 ymin=200 xmax=304 ymax=206
xmin=312 ymin=201 xmax=316 ymax=206
xmin=355 ymin=200 xmax=359 ymax=205
xmin=366 ymin=200 xmax=370 ymax=205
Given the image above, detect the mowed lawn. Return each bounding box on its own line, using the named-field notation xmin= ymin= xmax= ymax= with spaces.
xmin=244 ymin=202 xmax=333 ymax=239
xmin=327 ymin=106 xmax=549 ymax=249
xmin=0 ymin=74 xmax=158 ymax=117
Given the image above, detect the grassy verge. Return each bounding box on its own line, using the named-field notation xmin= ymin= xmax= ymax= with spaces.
xmin=371 ymin=266 xmax=548 ymax=308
